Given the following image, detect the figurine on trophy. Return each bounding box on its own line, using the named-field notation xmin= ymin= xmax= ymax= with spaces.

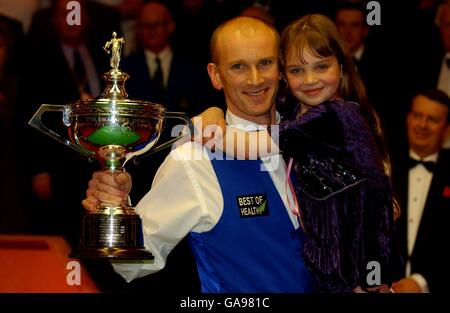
xmin=103 ymin=31 xmax=125 ymax=72
xmin=28 ymin=32 xmax=193 ymax=260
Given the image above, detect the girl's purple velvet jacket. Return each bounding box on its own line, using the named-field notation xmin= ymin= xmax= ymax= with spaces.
xmin=278 ymin=100 xmax=398 ymax=293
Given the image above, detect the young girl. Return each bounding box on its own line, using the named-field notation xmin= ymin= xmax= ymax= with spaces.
xmin=200 ymin=14 xmax=399 ymax=293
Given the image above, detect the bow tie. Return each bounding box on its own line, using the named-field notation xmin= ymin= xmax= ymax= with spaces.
xmin=408 ymin=157 xmax=436 ymax=172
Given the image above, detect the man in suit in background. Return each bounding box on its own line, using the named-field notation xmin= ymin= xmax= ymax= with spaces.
xmin=334 ymin=1 xmax=396 ymax=151
xmin=335 ymin=2 xmax=369 ymax=72
xmin=122 ymin=0 xmax=213 ymax=116
xmin=120 ymin=0 xmax=217 ymax=220
xmin=112 ymin=1 xmax=213 ymax=293
xmin=19 ymin=0 xmax=121 ymax=242
xmin=433 ymin=3 xmax=450 ymax=97
xmin=16 ymin=0 xmax=125 ymax=291
xmin=392 ymin=89 xmax=450 ymax=293
xmin=435 ymin=3 xmax=450 ymax=148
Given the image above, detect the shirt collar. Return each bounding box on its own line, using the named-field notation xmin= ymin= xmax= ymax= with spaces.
xmin=225 ymin=110 xmax=281 ymax=131
xmin=144 ymin=46 xmax=172 ymax=62
xmin=353 ymin=45 xmax=365 ymax=61
xmin=61 ymin=44 xmax=88 ymax=63
xmin=409 ymin=150 xmax=439 ymax=163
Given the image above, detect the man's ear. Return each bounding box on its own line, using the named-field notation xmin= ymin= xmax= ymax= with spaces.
xmin=207 ymin=63 xmax=223 ymax=90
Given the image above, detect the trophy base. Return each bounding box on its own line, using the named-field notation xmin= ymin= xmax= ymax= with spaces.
xmin=69 ymin=246 xmax=153 ymax=261
xmin=72 ymin=207 xmax=153 ymax=261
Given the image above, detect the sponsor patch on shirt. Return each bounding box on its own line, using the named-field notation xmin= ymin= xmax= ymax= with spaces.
xmin=236 ymin=194 xmax=269 ymax=217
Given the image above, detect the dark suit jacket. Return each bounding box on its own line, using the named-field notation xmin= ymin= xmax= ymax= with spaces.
xmin=21 ymin=1 xmax=121 ymax=117
xmin=392 ymin=149 xmax=450 ymax=292
xmin=0 ymin=14 xmax=24 ymax=72
xmin=121 ymin=50 xmax=213 ymax=116
xmin=355 ymin=44 xmax=383 ymax=107
xmin=410 ymin=20 xmax=445 ymax=94
xmin=25 ymin=1 xmax=121 ymax=59
xmin=353 ymin=43 xmax=408 ymax=157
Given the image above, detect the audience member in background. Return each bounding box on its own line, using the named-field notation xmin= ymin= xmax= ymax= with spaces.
xmin=25 ymin=0 xmax=121 ymax=102
xmin=121 ymin=0 xmax=216 ymax=194
xmin=392 ymin=89 xmax=450 ymax=293
xmin=0 ymin=0 xmax=42 ymax=33
xmin=0 ymin=13 xmax=25 ymax=60
xmin=122 ymin=0 xmax=213 ymax=115
xmin=90 ymin=0 xmax=143 ymax=56
xmin=170 ymin=0 xmax=222 ymax=67
xmin=335 ymin=2 xmax=369 ymax=75
xmin=434 ymin=2 xmax=450 ymax=147
xmin=335 ymin=3 xmax=386 ymax=124
xmin=240 ymin=3 xmax=275 ymax=25
xmin=17 ymin=0 xmax=120 ymax=246
xmin=433 ymin=2 xmax=450 ymax=97
xmin=0 ymin=19 xmax=26 ymax=233
xmin=16 ymin=0 xmax=142 ymax=292
xmin=112 ymin=0 xmax=215 ymax=292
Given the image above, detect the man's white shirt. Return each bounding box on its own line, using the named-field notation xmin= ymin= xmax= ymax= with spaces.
xmin=406 ymin=150 xmax=437 ymax=292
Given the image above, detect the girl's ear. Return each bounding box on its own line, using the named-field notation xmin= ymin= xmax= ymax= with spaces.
xmin=207 ymin=63 xmax=223 ymax=90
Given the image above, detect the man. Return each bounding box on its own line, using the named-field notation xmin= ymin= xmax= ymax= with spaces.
xmin=240 ymin=4 xmax=275 ymax=25
xmin=435 ymin=3 xmax=450 ymax=97
xmin=412 ymin=2 xmax=450 ymax=149
xmin=412 ymin=2 xmax=450 ymax=98
xmin=335 ymin=3 xmax=369 ymax=65
xmin=18 ymin=0 xmax=120 ymax=244
xmin=334 ymin=2 xmax=390 ymax=147
xmin=119 ymin=0 xmax=215 ymax=237
xmin=392 ymin=89 xmax=450 ymax=293
xmin=0 ymin=16 xmax=26 ymax=233
xmin=25 ymin=0 xmax=121 ymax=101
xmin=83 ymin=16 xmax=314 ymax=293
xmin=335 ymin=1 xmax=374 ymax=95
xmin=434 ymin=3 xmax=450 ymax=148
xmin=121 ymin=1 xmax=212 ymax=116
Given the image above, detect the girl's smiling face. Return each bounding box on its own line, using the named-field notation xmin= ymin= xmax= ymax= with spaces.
xmin=284 ymin=47 xmax=341 ymax=113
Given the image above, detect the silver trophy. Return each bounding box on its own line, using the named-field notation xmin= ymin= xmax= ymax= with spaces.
xmin=28 ymin=32 xmax=193 ymax=260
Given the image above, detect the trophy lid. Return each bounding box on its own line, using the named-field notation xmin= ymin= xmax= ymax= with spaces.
xmin=29 ymin=32 xmax=191 ymax=171
xmin=100 ymin=31 xmax=129 ymax=101
xmin=67 ymin=31 xmax=164 ymax=114
xmin=62 ymin=32 xmax=166 ymax=160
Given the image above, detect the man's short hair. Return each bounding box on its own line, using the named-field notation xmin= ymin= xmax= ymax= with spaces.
xmin=209 ymin=16 xmax=279 ymax=64
xmin=435 ymin=2 xmax=450 ymax=28
xmin=412 ymin=89 xmax=450 ymax=122
xmin=335 ymin=0 xmax=367 ymax=19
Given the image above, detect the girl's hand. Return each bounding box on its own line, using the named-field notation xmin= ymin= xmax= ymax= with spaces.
xmin=391 ymin=278 xmax=423 ymax=293
xmin=192 ymin=107 xmax=226 ymax=145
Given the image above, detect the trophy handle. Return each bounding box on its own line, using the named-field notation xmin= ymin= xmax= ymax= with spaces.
xmin=133 ymin=111 xmax=194 ymax=164
xmin=28 ymin=104 xmax=95 ymax=159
